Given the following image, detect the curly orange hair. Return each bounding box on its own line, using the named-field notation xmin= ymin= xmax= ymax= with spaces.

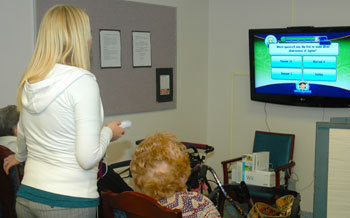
xmin=130 ymin=131 xmax=191 ymax=200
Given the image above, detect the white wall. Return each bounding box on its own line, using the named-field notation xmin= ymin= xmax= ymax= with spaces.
xmin=108 ymin=0 xmax=209 ymax=161
xmin=207 ymin=0 xmax=350 ymax=213
xmin=0 ymin=1 xmax=34 ymax=107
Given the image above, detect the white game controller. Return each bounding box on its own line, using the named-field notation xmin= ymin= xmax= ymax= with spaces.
xmin=120 ymin=120 xmax=132 ymax=129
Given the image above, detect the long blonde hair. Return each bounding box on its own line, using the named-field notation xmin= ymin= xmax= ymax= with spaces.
xmin=17 ymin=5 xmax=91 ymax=111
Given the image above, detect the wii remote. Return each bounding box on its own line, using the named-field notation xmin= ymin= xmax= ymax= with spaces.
xmin=120 ymin=120 xmax=132 ymax=129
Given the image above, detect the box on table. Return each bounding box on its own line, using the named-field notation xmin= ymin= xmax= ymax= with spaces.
xmin=231 ymin=160 xmax=285 ymax=187
xmin=252 ymin=151 xmax=269 ymax=171
xmin=242 ymin=152 xmax=269 ymax=172
xmin=242 ymin=154 xmax=253 ymax=171
xmin=243 ymin=170 xmax=285 ymax=187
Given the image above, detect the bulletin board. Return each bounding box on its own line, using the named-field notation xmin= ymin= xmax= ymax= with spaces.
xmin=35 ymin=0 xmax=176 ymax=115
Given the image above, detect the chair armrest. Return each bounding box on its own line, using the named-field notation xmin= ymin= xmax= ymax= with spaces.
xmin=274 ymin=161 xmax=295 ymax=172
xmin=274 ymin=161 xmax=295 ymax=188
xmin=221 ymin=157 xmax=243 ymax=184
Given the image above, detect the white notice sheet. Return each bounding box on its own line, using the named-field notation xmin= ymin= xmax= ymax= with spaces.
xmin=132 ymin=31 xmax=151 ymax=67
xmin=100 ymin=30 xmax=121 ymax=68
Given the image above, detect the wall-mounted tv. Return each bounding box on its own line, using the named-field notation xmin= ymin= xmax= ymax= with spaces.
xmin=249 ymin=26 xmax=350 ymax=107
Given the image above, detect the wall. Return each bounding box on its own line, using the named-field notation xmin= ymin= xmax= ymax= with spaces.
xmin=108 ymin=0 xmax=209 ymax=161
xmin=208 ymin=0 xmax=350 ymax=212
xmin=0 ymin=1 xmax=34 ymax=107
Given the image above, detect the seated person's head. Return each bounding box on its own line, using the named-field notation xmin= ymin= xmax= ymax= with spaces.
xmin=0 ymin=105 xmax=19 ymax=136
xmin=130 ymin=131 xmax=191 ymax=200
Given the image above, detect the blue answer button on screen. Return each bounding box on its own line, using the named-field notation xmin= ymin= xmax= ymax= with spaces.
xmin=271 ymin=56 xmax=302 ymax=68
xmin=271 ymin=68 xmax=302 ymax=80
xmin=303 ymin=69 xmax=336 ymax=81
xmin=303 ymin=56 xmax=336 ymax=69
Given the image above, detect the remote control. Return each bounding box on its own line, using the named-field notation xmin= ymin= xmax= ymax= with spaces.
xmin=120 ymin=120 xmax=132 ymax=129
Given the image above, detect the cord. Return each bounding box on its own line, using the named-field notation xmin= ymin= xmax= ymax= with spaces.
xmin=102 ymin=157 xmax=108 ymax=177
xmin=291 ymin=172 xmax=314 ymax=192
xmin=298 ymin=178 xmax=314 ymax=192
xmin=97 ymin=155 xmax=108 ymax=181
xmin=264 ymin=103 xmax=271 ymax=132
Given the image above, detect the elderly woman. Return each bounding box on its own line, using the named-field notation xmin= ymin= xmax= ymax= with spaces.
xmin=130 ymin=131 xmax=221 ymax=218
xmin=0 ymin=105 xmax=19 ymax=152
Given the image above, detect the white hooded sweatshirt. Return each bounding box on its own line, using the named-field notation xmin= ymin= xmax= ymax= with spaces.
xmin=16 ymin=64 xmax=112 ymax=199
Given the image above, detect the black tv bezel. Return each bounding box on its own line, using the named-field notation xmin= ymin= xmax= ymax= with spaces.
xmin=249 ymin=26 xmax=350 ymax=108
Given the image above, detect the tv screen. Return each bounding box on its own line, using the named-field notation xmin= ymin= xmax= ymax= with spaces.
xmin=249 ymin=26 xmax=350 ymax=107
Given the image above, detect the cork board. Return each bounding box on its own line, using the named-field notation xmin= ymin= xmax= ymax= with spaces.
xmin=36 ymin=0 xmax=176 ymax=115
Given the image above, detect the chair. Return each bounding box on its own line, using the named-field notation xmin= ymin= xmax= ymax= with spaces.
xmin=0 ymin=145 xmax=24 ymax=218
xmin=221 ymin=131 xmax=295 ymax=204
xmin=101 ymin=191 xmax=182 ymax=218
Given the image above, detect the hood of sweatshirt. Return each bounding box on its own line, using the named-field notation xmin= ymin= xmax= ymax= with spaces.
xmin=22 ymin=64 xmax=95 ymax=114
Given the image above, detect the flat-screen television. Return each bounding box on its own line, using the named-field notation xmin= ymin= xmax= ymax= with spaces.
xmin=249 ymin=26 xmax=350 ymax=107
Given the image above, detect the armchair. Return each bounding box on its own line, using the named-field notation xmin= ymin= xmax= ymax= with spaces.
xmin=221 ymin=131 xmax=295 ymax=203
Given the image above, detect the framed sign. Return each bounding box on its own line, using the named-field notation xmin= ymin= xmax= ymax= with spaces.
xmin=99 ymin=29 xmax=121 ymax=68
xmin=132 ymin=31 xmax=151 ymax=67
xmin=156 ymin=68 xmax=173 ymax=102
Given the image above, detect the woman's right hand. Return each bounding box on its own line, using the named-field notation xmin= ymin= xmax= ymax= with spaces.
xmin=107 ymin=121 xmax=125 ymax=141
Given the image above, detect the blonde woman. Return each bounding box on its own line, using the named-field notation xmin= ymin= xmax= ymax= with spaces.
xmin=3 ymin=5 xmax=125 ymax=218
xmin=130 ymin=131 xmax=221 ymax=218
